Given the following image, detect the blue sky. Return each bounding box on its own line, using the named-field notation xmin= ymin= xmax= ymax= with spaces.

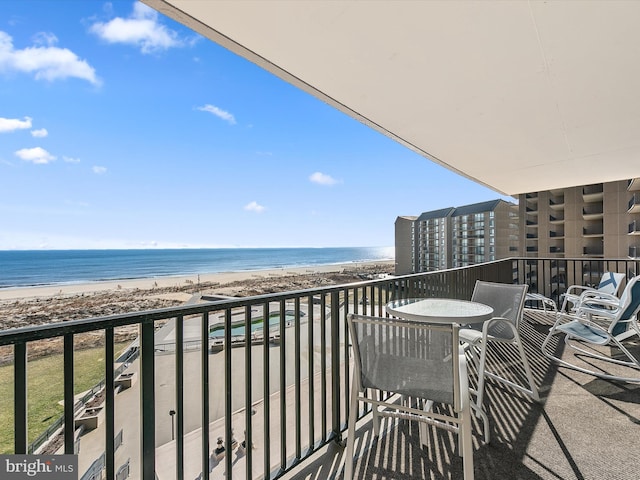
xmin=0 ymin=1 xmax=512 ymax=250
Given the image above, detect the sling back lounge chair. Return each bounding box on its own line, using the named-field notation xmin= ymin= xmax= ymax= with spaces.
xmin=460 ymin=281 xmax=539 ymax=443
xmin=541 ymin=274 xmax=640 ymax=382
xmin=345 ymin=314 xmax=475 ymax=480
xmin=559 ymin=271 xmax=625 ymax=313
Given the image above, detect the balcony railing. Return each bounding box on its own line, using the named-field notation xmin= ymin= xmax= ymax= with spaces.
xmin=1 ymin=261 xmax=516 ymax=480
xmin=4 ymin=257 xmax=640 ymax=479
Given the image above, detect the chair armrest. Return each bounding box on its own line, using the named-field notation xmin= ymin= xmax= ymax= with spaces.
xmin=482 ymin=316 xmax=518 ymax=339
xmin=565 ymin=285 xmax=595 ymax=296
xmin=579 ymin=290 xmax=619 ymax=304
xmin=577 ymin=295 xmax=621 ymax=320
xmin=580 ymin=290 xmax=620 ymax=302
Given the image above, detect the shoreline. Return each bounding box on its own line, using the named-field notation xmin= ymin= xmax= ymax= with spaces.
xmin=0 ymin=260 xmax=395 ymax=301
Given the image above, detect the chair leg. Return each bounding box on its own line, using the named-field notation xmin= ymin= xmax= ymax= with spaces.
xmin=483 ymin=328 xmax=540 ymax=402
xmin=475 ymin=340 xmax=489 ymax=410
xmin=344 ymin=387 xmax=360 ymax=480
xmin=465 ymin=342 xmax=490 ymax=443
xmin=460 ymin=400 xmax=475 ymax=480
xmin=513 ymin=330 xmax=539 ymax=401
xmin=372 ymin=403 xmax=381 ymax=438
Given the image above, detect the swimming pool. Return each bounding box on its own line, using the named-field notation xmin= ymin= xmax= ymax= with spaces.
xmin=209 ymin=311 xmax=301 ymax=339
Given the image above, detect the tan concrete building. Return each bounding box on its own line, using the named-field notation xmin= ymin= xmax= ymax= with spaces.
xmin=395 ymin=200 xmax=519 ymax=275
xmin=518 ymin=178 xmax=640 ymax=260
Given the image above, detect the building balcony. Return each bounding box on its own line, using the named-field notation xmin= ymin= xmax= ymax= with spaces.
xmin=628 ymin=193 xmax=640 ymax=213
xmin=628 ymin=178 xmax=640 ymax=191
xmin=549 ymin=215 xmax=565 ymax=224
xmin=549 ymin=197 xmax=565 ymax=210
xmin=629 ymin=221 xmax=640 ymax=235
xmin=2 ymin=259 xmax=640 ymax=480
xmin=582 ymin=184 xmax=604 ymax=202
xmin=583 ymin=226 xmax=604 ymax=237
xmin=582 ymin=207 xmax=604 ymax=220
xmin=583 ymin=245 xmax=604 ymax=257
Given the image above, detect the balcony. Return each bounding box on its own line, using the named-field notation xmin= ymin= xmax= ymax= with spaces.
xmin=582 ymin=206 xmax=604 ymax=221
xmin=582 ymin=184 xmax=604 ymax=202
xmin=629 ymin=194 xmax=640 ymax=213
xmin=583 ymin=225 xmax=604 ymax=237
xmin=2 ymin=259 xmax=640 ymax=480
xmin=629 ymin=221 xmax=640 ymax=235
xmin=549 ymin=197 xmax=565 ymax=210
xmin=628 ymin=178 xmax=640 ymax=191
xmin=583 ymin=245 xmax=604 ymax=257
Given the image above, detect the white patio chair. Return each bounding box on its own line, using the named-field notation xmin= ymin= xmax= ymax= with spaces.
xmin=541 ymin=274 xmax=640 ymax=382
xmin=559 ymin=271 xmax=625 ymax=313
xmin=459 ymin=281 xmax=539 ymax=443
xmin=345 ymin=314 xmax=474 ymax=480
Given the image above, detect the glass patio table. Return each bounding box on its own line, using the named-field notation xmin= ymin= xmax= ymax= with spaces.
xmin=386 ymin=297 xmax=494 ymax=325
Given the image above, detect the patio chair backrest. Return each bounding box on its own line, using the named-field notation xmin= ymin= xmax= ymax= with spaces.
xmin=596 ymin=272 xmax=626 ymax=296
xmin=469 ymin=281 xmax=528 ymax=339
xmin=611 ymin=275 xmax=640 ymax=335
xmin=347 ymin=314 xmax=459 ymax=407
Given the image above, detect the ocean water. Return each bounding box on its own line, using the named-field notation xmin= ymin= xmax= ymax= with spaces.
xmin=0 ymin=247 xmax=394 ymax=288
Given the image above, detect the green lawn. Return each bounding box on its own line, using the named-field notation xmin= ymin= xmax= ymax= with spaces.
xmin=0 ymin=342 xmax=129 ymax=454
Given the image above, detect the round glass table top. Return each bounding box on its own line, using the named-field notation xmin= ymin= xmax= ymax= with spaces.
xmin=386 ymin=298 xmax=494 ymax=324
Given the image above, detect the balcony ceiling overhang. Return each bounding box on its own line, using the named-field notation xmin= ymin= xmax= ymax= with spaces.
xmin=144 ymin=0 xmax=640 ymax=195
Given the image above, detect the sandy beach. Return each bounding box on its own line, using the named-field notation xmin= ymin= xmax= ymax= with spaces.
xmin=0 ymin=260 xmax=394 ymax=328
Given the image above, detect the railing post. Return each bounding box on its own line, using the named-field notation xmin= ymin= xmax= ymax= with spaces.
xmin=201 ymin=312 xmax=210 ymax=480
xmin=330 ymin=290 xmax=342 ymax=441
xmin=14 ymin=342 xmax=27 ymax=454
xmin=106 ymin=328 xmax=115 ymax=480
xmin=140 ymin=319 xmax=156 ymax=480
xmin=63 ymin=334 xmax=74 ymax=454
xmin=176 ymin=315 xmax=184 ymax=479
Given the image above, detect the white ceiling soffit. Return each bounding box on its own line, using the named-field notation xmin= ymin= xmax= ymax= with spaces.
xmin=144 ymin=0 xmax=640 ymax=195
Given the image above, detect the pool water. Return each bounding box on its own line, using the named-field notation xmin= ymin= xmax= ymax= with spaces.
xmin=209 ymin=313 xmax=297 ymax=339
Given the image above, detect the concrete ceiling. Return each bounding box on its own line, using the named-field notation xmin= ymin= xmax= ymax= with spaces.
xmin=144 ymin=0 xmax=640 ymax=196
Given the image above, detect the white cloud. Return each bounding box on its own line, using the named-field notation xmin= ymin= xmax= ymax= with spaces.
xmin=92 ymin=166 xmax=107 ymax=174
xmin=15 ymin=147 xmax=55 ymax=164
xmin=197 ymin=104 xmax=236 ymax=125
xmin=31 ymin=128 xmax=48 ymax=137
xmin=63 ymin=156 xmax=80 ymax=163
xmin=0 ymin=116 xmax=32 ymax=133
xmin=0 ymin=31 xmax=100 ymax=85
xmin=244 ymin=201 xmax=266 ymax=213
xmin=309 ymin=171 xmax=339 ymax=186
xmin=89 ymin=3 xmax=183 ymax=54
xmin=33 ymin=32 xmax=58 ymax=47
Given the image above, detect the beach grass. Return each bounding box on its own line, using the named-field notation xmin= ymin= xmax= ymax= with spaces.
xmin=0 ymin=342 xmax=129 ymax=454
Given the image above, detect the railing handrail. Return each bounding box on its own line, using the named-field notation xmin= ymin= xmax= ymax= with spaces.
xmin=0 ymin=259 xmax=511 ymax=346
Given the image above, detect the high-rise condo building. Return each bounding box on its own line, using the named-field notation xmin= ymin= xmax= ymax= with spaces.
xmin=395 ymin=200 xmax=519 ymax=275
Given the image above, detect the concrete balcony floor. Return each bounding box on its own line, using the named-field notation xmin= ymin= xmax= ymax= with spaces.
xmin=285 ymin=310 xmax=640 ymax=480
